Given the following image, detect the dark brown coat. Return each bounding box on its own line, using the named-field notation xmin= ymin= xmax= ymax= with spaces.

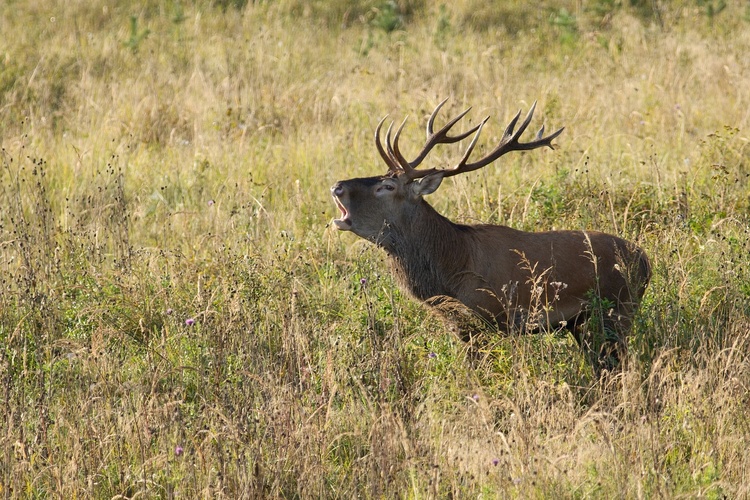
xmin=332 ymin=101 xmax=650 ymax=372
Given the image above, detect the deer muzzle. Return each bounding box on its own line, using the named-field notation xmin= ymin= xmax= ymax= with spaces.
xmin=331 ymin=183 xmax=352 ymax=230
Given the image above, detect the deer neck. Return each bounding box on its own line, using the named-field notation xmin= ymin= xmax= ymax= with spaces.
xmin=381 ymin=200 xmax=469 ymax=301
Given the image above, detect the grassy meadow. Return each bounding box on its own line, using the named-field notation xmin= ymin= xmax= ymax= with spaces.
xmin=2 ymin=0 xmax=750 ymax=497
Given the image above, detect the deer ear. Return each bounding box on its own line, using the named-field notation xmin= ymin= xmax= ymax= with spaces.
xmin=410 ymin=172 xmax=444 ymax=197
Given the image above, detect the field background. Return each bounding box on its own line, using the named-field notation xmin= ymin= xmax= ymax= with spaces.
xmin=1 ymin=0 xmax=749 ymax=497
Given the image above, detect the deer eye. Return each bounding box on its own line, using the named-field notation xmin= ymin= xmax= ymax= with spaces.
xmin=378 ymin=182 xmax=395 ymax=192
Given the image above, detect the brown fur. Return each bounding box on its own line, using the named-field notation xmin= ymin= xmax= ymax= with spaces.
xmin=332 ymin=103 xmax=650 ymax=373
xmin=332 ymin=173 xmax=650 ymax=373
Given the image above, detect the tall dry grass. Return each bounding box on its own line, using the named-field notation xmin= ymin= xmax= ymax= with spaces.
xmin=1 ymin=0 xmax=749 ymax=497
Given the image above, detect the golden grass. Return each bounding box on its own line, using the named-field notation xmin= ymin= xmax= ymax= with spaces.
xmin=1 ymin=0 xmax=750 ymax=497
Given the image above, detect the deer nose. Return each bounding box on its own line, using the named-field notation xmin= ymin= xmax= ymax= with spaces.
xmin=331 ymin=183 xmax=345 ymax=197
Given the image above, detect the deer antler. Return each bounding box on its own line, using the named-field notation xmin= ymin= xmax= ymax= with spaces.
xmin=375 ymin=99 xmax=564 ymax=180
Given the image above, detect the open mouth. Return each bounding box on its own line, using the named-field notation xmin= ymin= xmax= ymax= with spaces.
xmin=332 ymin=197 xmax=352 ymax=230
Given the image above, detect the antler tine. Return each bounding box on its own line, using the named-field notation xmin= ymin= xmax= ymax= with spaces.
xmin=385 ymin=118 xmax=412 ymax=172
xmin=390 ymin=116 xmax=412 ymax=173
xmin=443 ymin=101 xmax=565 ymax=178
xmin=425 ymin=98 xmax=476 ymax=143
xmin=501 ymin=101 xmax=563 ymax=151
xmin=391 ymin=99 xmax=482 ymax=179
xmin=451 ymin=116 xmax=490 ymax=171
xmin=425 ymin=97 xmax=450 ymax=139
xmin=375 ymin=116 xmax=403 ymax=175
xmin=408 ymin=105 xmax=479 ymax=168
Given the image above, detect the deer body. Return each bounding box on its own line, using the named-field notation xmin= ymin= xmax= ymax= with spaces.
xmin=332 ymin=100 xmax=650 ymax=371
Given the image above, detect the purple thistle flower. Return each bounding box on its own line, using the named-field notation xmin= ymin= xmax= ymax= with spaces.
xmin=360 ymin=278 xmax=367 ymax=286
xmin=185 ymin=318 xmax=195 ymax=326
xmin=491 ymin=458 xmax=500 ymax=466
xmin=166 ymin=308 xmax=173 ymax=315
xmin=428 ymin=352 xmax=437 ymax=359
xmin=175 ymin=445 xmax=184 ymax=456
xmin=208 ymin=199 xmax=215 ymax=206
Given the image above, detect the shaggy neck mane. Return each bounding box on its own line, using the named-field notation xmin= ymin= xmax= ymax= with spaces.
xmin=380 ymin=200 xmax=470 ymax=301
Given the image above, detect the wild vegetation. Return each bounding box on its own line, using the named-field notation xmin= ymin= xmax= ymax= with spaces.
xmin=1 ymin=0 xmax=749 ymax=497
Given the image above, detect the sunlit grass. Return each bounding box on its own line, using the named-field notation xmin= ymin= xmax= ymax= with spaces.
xmin=1 ymin=0 xmax=749 ymax=497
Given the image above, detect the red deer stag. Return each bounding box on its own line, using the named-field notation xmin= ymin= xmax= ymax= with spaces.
xmin=331 ymin=99 xmax=650 ymax=373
